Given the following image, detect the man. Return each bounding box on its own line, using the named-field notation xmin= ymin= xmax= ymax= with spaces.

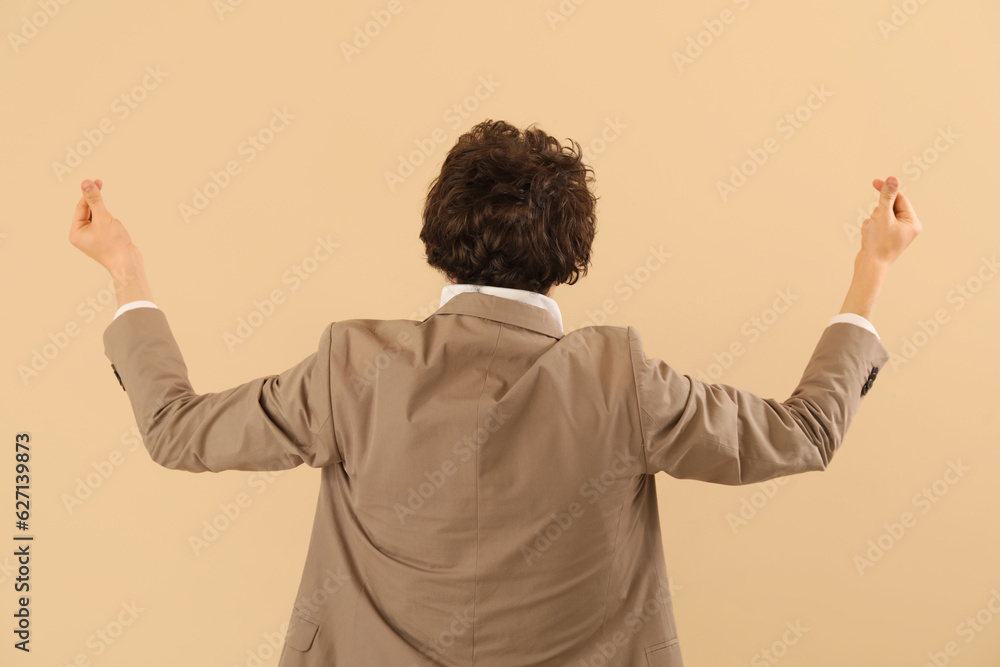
xmin=70 ymin=119 xmax=920 ymax=666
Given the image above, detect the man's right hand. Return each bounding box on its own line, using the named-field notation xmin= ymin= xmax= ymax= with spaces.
xmin=860 ymin=176 xmax=922 ymax=267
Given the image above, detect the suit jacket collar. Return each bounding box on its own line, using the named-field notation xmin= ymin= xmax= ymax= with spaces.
xmin=424 ymin=291 xmax=564 ymax=340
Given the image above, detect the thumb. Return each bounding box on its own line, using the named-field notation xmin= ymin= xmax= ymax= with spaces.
xmin=81 ymin=180 xmax=109 ymax=220
xmin=892 ymin=188 xmax=918 ymax=223
xmin=877 ymin=175 xmax=899 ymax=212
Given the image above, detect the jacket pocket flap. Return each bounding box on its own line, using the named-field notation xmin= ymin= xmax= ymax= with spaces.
xmin=645 ymin=638 xmax=681 ymax=666
xmin=285 ymin=611 xmax=320 ymax=652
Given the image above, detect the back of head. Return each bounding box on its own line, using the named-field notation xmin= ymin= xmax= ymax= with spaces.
xmin=420 ymin=119 xmax=598 ymax=295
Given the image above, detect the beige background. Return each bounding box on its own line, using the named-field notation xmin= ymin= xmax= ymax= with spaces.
xmin=2 ymin=0 xmax=998 ymax=665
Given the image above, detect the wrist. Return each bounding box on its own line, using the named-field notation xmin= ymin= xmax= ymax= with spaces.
xmin=854 ymin=249 xmax=891 ymax=277
xmin=840 ymin=253 xmax=887 ymax=320
xmin=108 ymin=247 xmax=153 ymax=305
xmin=107 ymin=243 xmax=144 ymax=272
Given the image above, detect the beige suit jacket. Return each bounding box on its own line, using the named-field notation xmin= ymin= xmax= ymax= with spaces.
xmin=103 ymin=291 xmax=889 ymax=666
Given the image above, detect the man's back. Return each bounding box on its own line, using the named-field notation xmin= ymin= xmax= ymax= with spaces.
xmin=103 ymin=288 xmax=888 ymax=666
xmin=310 ymin=291 xmax=677 ymax=665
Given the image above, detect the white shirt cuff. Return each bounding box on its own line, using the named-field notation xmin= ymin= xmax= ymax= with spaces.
xmin=828 ymin=313 xmax=879 ymax=340
xmin=114 ymin=300 xmax=159 ymax=321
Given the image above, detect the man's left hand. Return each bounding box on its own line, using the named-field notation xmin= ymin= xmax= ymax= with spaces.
xmin=69 ymin=179 xmax=154 ymax=308
xmin=69 ymin=179 xmax=143 ymax=272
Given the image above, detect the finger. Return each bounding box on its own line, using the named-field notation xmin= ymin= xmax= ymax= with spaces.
xmin=872 ymin=178 xmax=884 ymax=191
xmin=81 ymin=180 xmax=110 ymax=220
xmin=89 ymin=181 xmax=103 ymax=220
xmin=877 ymin=176 xmax=899 ymax=211
xmin=893 ymin=189 xmax=916 ymax=218
xmin=72 ymin=195 xmax=92 ymax=229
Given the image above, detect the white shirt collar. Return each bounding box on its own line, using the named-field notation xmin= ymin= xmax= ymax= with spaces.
xmin=440 ymin=284 xmax=563 ymax=334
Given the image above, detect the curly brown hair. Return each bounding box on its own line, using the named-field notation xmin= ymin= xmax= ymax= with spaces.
xmin=420 ymin=119 xmax=598 ymax=294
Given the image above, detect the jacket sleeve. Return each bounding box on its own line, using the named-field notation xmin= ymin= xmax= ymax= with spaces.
xmin=102 ymin=307 xmax=341 ymax=472
xmin=627 ymin=322 xmax=890 ymax=483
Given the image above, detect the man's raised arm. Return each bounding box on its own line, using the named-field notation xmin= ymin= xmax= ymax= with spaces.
xmin=631 ymin=176 xmax=921 ymax=483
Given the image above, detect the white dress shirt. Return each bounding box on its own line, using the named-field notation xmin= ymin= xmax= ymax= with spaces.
xmin=112 ymin=286 xmax=879 ymax=340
